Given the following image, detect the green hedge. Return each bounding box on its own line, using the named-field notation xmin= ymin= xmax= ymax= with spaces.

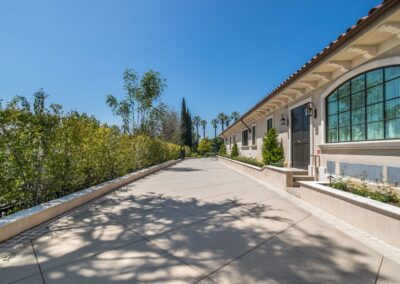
xmin=0 ymin=107 xmax=180 ymax=214
xmin=221 ymin=154 xmax=264 ymax=168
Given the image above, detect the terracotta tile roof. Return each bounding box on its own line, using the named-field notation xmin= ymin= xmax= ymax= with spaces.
xmin=221 ymin=0 xmax=399 ymax=136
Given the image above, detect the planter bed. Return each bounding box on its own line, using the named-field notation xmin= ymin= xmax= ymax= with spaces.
xmin=299 ymin=181 xmax=400 ymax=248
xmin=0 ymin=159 xmax=180 ymax=243
xmin=218 ymin=155 xmax=303 ymax=189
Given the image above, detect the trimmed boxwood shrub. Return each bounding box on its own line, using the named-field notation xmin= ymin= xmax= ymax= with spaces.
xmin=262 ymin=128 xmax=284 ymax=167
xmin=231 ymin=142 xmax=239 ymax=158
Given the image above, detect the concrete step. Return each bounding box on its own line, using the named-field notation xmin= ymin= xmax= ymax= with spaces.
xmin=292 ymin=175 xmax=314 ymax=187
xmin=290 ymin=170 xmax=309 ymax=176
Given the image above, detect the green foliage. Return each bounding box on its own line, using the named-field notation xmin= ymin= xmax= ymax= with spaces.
xmin=217 ymin=112 xmax=229 ymax=132
xmin=218 ymin=145 xmax=227 ymax=156
xmin=329 ymin=176 xmax=399 ymax=206
xmin=197 ymin=138 xmax=212 ymax=155
xmin=180 ymin=98 xmax=193 ymax=148
xmin=213 ymin=137 xmax=224 ymax=153
xmin=106 ymin=68 xmax=167 ymax=135
xmin=231 ymin=142 xmax=239 ymax=158
xmin=230 ymin=156 xmax=264 ymax=168
xmin=262 ymin=128 xmax=284 ymax=167
xmin=211 ymin=119 xmax=219 ymax=138
xmin=0 ymin=93 xmax=180 ymax=215
xmin=230 ymin=111 xmax=240 ymax=122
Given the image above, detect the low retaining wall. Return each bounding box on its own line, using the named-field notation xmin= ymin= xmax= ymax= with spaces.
xmin=0 ymin=159 xmax=180 ymax=243
xmin=218 ymin=156 xmax=293 ymax=189
xmin=299 ymin=181 xmax=400 ymax=248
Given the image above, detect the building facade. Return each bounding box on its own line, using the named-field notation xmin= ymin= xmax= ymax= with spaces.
xmin=221 ymin=0 xmax=400 ymax=184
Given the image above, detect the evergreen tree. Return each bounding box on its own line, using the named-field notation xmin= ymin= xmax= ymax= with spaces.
xmin=180 ymin=98 xmax=188 ymax=146
xmin=179 ymin=98 xmax=193 ymax=148
xmin=231 ymin=142 xmax=239 ymax=158
xmin=218 ymin=142 xmax=227 ymax=156
xmin=262 ymin=128 xmax=284 ymax=166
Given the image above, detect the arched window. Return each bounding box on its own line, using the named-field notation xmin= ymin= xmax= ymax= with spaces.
xmin=326 ymin=66 xmax=400 ymax=143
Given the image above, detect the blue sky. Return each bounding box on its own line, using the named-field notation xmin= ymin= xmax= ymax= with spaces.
xmin=0 ymin=0 xmax=381 ymax=136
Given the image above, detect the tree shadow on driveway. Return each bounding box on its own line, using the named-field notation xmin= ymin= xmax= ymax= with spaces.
xmin=0 ymin=182 xmax=396 ymax=283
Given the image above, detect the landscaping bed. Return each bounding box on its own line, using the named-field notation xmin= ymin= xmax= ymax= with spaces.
xmin=328 ymin=176 xmax=399 ymax=207
xmin=298 ymin=180 xmax=400 ymax=248
xmin=220 ymin=155 xmax=264 ymax=167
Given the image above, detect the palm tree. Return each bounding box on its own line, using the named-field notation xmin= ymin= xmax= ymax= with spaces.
xmin=231 ymin=111 xmax=240 ymax=122
xmin=211 ymin=119 xmax=218 ymax=138
xmin=217 ymin=112 xmax=227 ymax=132
xmin=193 ymin=115 xmax=201 ymax=143
xmin=225 ymin=117 xmax=231 ymax=128
xmin=200 ymin=119 xmax=207 ymax=138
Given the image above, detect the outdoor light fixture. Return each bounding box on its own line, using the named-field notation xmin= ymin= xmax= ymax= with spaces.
xmin=305 ymin=102 xmax=317 ymax=118
xmin=280 ymin=114 xmax=289 ymax=126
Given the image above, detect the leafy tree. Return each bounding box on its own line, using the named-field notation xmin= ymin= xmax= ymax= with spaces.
xmin=106 ymin=69 xmax=138 ymax=134
xmin=160 ymin=107 xmax=180 ymax=144
xmin=106 ymin=68 xmax=167 ymax=135
xmin=231 ymin=142 xmax=239 ymax=158
xmin=262 ymin=128 xmax=284 ymax=166
xmin=217 ymin=139 xmax=226 ymax=155
xmin=200 ymin=119 xmax=207 ymax=138
xmin=0 ymin=92 xmax=181 ymax=214
xmin=230 ymin=111 xmax=240 ymax=122
xmin=211 ymin=119 xmax=218 ymax=138
xmin=197 ymin=138 xmax=212 ymax=155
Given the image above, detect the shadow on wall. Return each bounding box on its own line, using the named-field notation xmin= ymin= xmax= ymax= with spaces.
xmin=0 ymin=185 xmax=387 ymax=283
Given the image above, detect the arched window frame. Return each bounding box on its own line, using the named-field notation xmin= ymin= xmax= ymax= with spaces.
xmin=326 ymin=65 xmax=400 ymax=143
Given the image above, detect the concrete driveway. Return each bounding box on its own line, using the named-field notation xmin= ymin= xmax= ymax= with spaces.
xmin=1 ymin=158 xmax=399 ymax=283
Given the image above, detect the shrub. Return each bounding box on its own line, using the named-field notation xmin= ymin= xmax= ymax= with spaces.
xmin=218 ymin=143 xmax=227 ymax=156
xmin=231 ymin=156 xmax=263 ymax=167
xmin=197 ymin=138 xmax=212 ymax=155
xmin=213 ymin=137 xmax=224 ymax=153
xmin=329 ymin=176 xmax=399 ymax=206
xmin=231 ymin=142 xmax=239 ymax=158
xmin=262 ymin=128 xmax=284 ymax=167
xmin=184 ymin=145 xmax=192 ymax=157
xmin=0 ymin=104 xmax=180 ymax=215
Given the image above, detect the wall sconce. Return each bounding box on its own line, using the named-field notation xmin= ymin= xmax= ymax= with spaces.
xmin=305 ymin=102 xmax=317 ymax=118
xmin=280 ymin=114 xmax=289 ymax=126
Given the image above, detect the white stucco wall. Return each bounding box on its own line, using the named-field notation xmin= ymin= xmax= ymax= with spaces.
xmin=224 ymin=48 xmax=400 ymax=182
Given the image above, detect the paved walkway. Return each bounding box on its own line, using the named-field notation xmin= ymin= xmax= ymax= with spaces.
xmin=1 ymin=159 xmax=400 ymax=283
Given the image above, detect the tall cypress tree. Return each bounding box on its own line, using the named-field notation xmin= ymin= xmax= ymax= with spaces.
xmin=180 ymin=98 xmax=187 ymax=146
xmin=180 ymin=98 xmax=194 ymax=148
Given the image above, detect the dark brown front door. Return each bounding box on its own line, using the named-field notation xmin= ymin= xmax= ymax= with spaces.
xmin=291 ymin=104 xmax=310 ymax=170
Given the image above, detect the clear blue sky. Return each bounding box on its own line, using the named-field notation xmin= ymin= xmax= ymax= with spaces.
xmin=0 ymin=0 xmax=381 ymax=137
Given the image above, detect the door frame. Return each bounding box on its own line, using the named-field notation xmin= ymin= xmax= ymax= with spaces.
xmin=288 ymin=97 xmax=313 ymax=170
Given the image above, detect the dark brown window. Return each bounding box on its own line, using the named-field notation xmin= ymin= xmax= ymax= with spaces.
xmin=242 ymin=130 xmax=249 ymax=146
xmin=252 ymin=125 xmax=256 ymax=145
